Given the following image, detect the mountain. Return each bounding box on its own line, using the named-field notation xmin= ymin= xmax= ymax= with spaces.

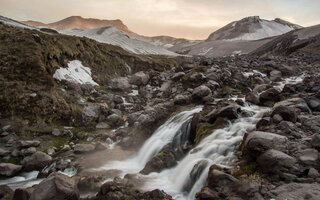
xmin=207 ymin=16 xmax=302 ymax=41
xmin=171 ymin=16 xmax=303 ymax=57
xmin=253 ymin=24 xmax=320 ymax=55
xmin=22 ymin=16 xmax=135 ymax=37
xmin=60 ymin=27 xmax=178 ymax=56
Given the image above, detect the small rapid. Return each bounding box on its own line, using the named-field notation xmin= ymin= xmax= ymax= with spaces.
xmin=96 ymin=106 xmax=203 ymax=176
xmin=140 ymin=102 xmax=270 ymax=200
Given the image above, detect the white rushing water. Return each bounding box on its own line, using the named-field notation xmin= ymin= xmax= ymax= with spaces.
xmin=140 ymin=103 xmax=270 ymax=200
xmin=274 ymin=74 xmax=305 ymax=91
xmin=96 ymin=106 xmax=203 ymax=176
xmin=0 ymin=171 xmax=43 ymax=190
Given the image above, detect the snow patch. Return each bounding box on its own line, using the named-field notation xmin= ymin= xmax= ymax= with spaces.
xmin=53 ymin=60 xmax=99 ymax=86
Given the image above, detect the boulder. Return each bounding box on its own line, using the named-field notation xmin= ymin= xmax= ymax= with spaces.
xmin=0 ymin=185 xmax=13 ymax=199
xmin=82 ymin=103 xmax=100 ymax=124
xmin=271 ymin=105 xmax=297 ymax=123
xmin=74 ymin=144 xmax=95 ymax=154
xmin=259 ymin=88 xmax=280 ymax=106
xmin=270 ymin=70 xmax=282 ymax=81
xmin=96 ymin=122 xmax=110 ymax=129
xmin=0 ymin=163 xmax=22 ymax=177
xmin=308 ymin=168 xmax=320 ymax=178
xmin=245 ymin=131 xmax=288 ymax=156
xmin=0 ymin=148 xmax=9 ymax=157
xmin=266 ymin=183 xmax=320 ymax=200
xmin=21 ymin=147 xmax=37 ymax=156
xmin=245 ymin=92 xmax=260 ymax=105
xmin=196 ymin=187 xmax=218 ymax=200
xmin=30 ymin=172 xmax=79 ymax=200
xmin=21 ymin=151 xmax=52 ymax=171
xmin=207 ymin=105 xmax=241 ymax=123
xmin=307 ymin=97 xmax=320 ymax=111
xmin=107 ymin=113 xmax=121 ymax=125
xmin=257 ymin=149 xmax=298 ymax=174
xmin=13 ymin=188 xmax=32 ymax=200
xmin=19 ymin=140 xmax=40 ymax=148
xmin=311 ymin=134 xmax=320 ymax=150
xmin=129 ymin=71 xmax=149 ymax=86
xmin=192 ymin=85 xmax=211 ymax=100
xmin=174 ymin=94 xmax=190 ymax=105
xmin=109 ymin=77 xmax=131 ymax=91
xmin=275 ymin=98 xmax=310 ymax=113
xmin=299 ymin=149 xmax=319 ymax=166
xmin=171 ymin=72 xmax=185 ymax=81
xmin=208 ymin=167 xmax=238 ymax=188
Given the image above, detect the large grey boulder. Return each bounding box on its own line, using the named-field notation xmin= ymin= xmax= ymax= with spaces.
xmin=109 ymin=77 xmax=131 ymax=91
xmin=74 ymin=144 xmax=95 ymax=154
xmin=0 ymin=163 xmax=22 ymax=177
xmin=259 ymin=88 xmax=280 ymax=105
xmin=30 ymin=172 xmax=79 ymax=200
xmin=129 ymin=71 xmax=150 ymax=86
xmin=271 ymin=105 xmax=297 ymax=123
xmin=245 ymin=92 xmax=260 ymax=105
xmin=174 ymin=94 xmax=190 ymax=105
xmin=208 ymin=167 xmax=238 ymax=188
xmin=82 ymin=103 xmax=100 ymax=124
xmin=192 ymin=85 xmax=211 ymax=100
xmin=299 ymin=149 xmax=319 ymax=166
xmin=266 ymin=183 xmax=320 ymax=200
xmin=257 ymin=149 xmax=298 ymax=174
xmin=245 ymin=131 xmax=288 ymax=156
xmin=21 ymin=151 xmax=52 ymax=171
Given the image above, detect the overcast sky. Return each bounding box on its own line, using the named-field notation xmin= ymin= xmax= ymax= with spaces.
xmin=1 ymin=0 xmax=319 ymax=39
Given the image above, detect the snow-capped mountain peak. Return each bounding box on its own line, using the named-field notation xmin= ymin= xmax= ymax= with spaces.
xmin=207 ymin=16 xmax=302 ymax=41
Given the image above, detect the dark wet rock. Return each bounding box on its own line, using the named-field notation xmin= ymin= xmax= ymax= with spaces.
xmin=272 ymin=114 xmax=283 ymax=123
xmin=74 ymin=144 xmax=95 ymax=154
xmin=271 ymin=105 xmax=297 ymax=123
xmin=256 ymin=117 xmax=270 ymax=130
xmin=207 ymin=104 xmax=241 ymax=123
xmin=13 ymin=188 xmax=31 ymax=200
xmin=30 ymin=172 xmax=79 ymax=200
xmin=189 ymin=113 xmax=200 ymax=144
xmin=0 ymin=163 xmax=22 ymax=177
xmin=245 ymin=131 xmax=288 ymax=157
xmin=259 ymin=88 xmax=280 ymax=106
xmin=257 ymin=149 xmax=298 ymax=174
xmin=311 ymin=134 xmax=320 ymax=150
xmin=196 ymin=187 xmax=219 ymax=200
xmin=21 ymin=151 xmax=52 ymax=171
xmin=174 ymin=94 xmax=190 ymax=105
xmin=19 ymin=140 xmax=40 ymax=148
xmin=208 ymin=167 xmax=238 ymax=188
xmin=266 ymin=183 xmax=320 ymax=200
xmin=245 ymin=92 xmax=260 ymax=105
xmin=0 ymin=185 xmax=13 ymax=199
xmin=306 ymin=96 xmax=320 ymax=111
xmin=129 ymin=71 xmax=149 ymax=86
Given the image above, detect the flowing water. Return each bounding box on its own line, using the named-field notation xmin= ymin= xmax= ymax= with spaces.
xmin=140 ymin=103 xmax=269 ymax=200
xmin=96 ymin=106 xmax=203 ymax=176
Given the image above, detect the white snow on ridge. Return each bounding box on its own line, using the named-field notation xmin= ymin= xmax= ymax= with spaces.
xmin=0 ymin=16 xmax=34 ymax=29
xmin=228 ymin=20 xmax=295 ymax=41
xmin=53 ymin=60 xmax=99 ymax=86
xmin=60 ymin=27 xmax=178 ymax=56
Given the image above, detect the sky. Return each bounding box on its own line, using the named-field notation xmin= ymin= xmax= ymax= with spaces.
xmin=0 ymin=0 xmax=320 ymax=40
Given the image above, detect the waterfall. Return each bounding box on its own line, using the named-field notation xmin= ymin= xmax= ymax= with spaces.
xmin=96 ymin=106 xmax=203 ymax=176
xmin=140 ymin=102 xmax=270 ymax=200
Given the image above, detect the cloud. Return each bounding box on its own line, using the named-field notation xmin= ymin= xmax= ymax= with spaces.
xmin=0 ymin=0 xmax=319 ymax=39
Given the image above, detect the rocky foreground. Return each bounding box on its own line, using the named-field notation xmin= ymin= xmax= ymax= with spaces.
xmin=1 ymin=22 xmax=320 ymax=200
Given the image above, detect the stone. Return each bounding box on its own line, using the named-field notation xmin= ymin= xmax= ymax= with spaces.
xmin=207 ymin=105 xmax=241 ymax=123
xmin=299 ymin=149 xmax=319 ymax=165
xmin=245 ymin=131 xmax=288 ymax=157
xmin=30 ymin=172 xmax=79 ymax=200
xmin=172 ymin=72 xmax=185 ymax=81
xmin=120 ymin=137 xmax=133 ymax=148
xmin=107 ymin=113 xmax=121 ymax=125
xmin=272 ymin=114 xmax=283 ymax=123
xmin=196 ymin=187 xmax=218 ymax=200
xmin=311 ymin=134 xmax=320 ymax=150
xmin=270 ymin=70 xmax=282 ymax=81
xmin=0 ymin=163 xmax=22 ymax=177
xmin=21 ymin=151 xmax=52 ymax=171
xmin=21 ymin=147 xmax=37 ymax=156
xmin=82 ymin=103 xmax=100 ymax=124
xmin=308 ymin=168 xmax=320 ymax=178
xmin=74 ymin=144 xmax=95 ymax=154
xmin=272 ymin=105 xmax=297 ymax=123
xmin=47 ymin=148 xmax=55 ymax=156
xmin=52 ymin=128 xmax=61 ymax=136
xmin=257 ymin=149 xmax=298 ymax=174
xmin=0 ymin=185 xmax=13 ymax=199
xmin=208 ymin=167 xmax=238 ymax=188
xmin=245 ymin=92 xmax=260 ymax=105
xmin=259 ymin=88 xmax=280 ymax=105
xmin=13 ymin=188 xmax=31 ymax=200
xmin=19 ymin=140 xmax=40 ymax=148
xmin=192 ymin=85 xmax=211 ymax=100
xmin=109 ymin=77 xmax=131 ymax=91
xmin=129 ymin=71 xmax=150 ymax=86
xmin=174 ymin=94 xmax=190 ymax=105
xmin=0 ymin=148 xmax=9 ymax=157
xmin=307 ymin=97 xmax=320 ymax=111
xmin=266 ymin=183 xmax=320 ymax=200
xmin=96 ymin=122 xmax=111 ymax=129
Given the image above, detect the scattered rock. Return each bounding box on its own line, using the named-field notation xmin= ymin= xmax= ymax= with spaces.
xmin=0 ymin=163 xmax=22 ymax=177
xmin=74 ymin=144 xmax=95 ymax=154
xmin=272 ymin=105 xmax=297 ymax=123
xmin=19 ymin=140 xmax=40 ymax=148
xmin=299 ymin=149 xmax=319 ymax=166
xmin=192 ymin=85 xmax=211 ymax=100
xmin=52 ymin=128 xmax=61 ymax=136
xmin=174 ymin=94 xmax=190 ymax=105
xmin=130 ymin=71 xmax=150 ymax=86
xmin=207 ymin=167 xmax=238 ymax=188
xmin=21 ymin=151 xmax=52 ymax=171
xmin=96 ymin=122 xmax=111 ymax=129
